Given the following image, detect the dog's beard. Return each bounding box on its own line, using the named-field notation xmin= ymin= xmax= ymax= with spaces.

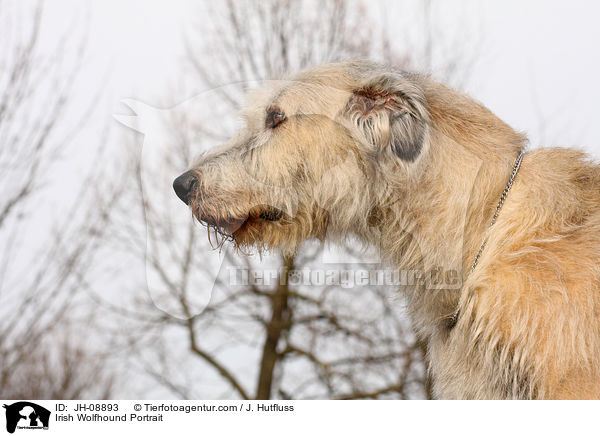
xmin=189 ymin=197 xmax=287 ymax=250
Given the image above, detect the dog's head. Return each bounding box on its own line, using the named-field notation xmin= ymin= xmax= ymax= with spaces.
xmin=173 ymin=60 xmax=431 ymax=254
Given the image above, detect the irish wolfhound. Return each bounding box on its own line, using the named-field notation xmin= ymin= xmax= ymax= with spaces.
xmin=173 ymin=60 xmax=600 ymax=399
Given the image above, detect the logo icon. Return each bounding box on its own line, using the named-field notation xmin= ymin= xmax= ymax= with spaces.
xmin=2 ymin=402 xmax=50 ymax=434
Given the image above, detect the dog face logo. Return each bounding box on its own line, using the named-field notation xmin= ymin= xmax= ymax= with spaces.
xmin=2 ymin=402 xmax=50 ymax=433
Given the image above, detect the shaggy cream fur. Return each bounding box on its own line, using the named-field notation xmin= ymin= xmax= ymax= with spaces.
xmin=178 ymin=60 xmax=600 ymax=399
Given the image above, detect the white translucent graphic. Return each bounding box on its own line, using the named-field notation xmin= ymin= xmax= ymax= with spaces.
xmin=114 ymin=84 xmax=253 ymax=319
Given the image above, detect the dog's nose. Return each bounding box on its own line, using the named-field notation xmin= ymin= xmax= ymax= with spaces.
xmin=173 ymin=170 xmax=198 ymax=204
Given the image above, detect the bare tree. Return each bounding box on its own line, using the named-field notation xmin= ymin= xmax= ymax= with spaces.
xmin=0 ymin=1 xmax=118 ymax=399
xmin=110 ymin=0 xmax=478 ymax=399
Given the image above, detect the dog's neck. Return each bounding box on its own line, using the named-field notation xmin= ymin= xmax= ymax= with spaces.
xmin=373 ymin=86 xmax=527 ymax=337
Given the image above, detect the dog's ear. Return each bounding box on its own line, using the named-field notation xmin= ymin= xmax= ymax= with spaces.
xmin=344 ymin=73 xmax=428 ymax=162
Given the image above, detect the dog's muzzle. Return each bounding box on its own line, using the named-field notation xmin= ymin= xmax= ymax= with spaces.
xmin=173 ymin=170 xmax=198 ymax=205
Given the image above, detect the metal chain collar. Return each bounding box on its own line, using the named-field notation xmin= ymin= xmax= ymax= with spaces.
xmin=449 ymin=149 xmax=526 ymax=328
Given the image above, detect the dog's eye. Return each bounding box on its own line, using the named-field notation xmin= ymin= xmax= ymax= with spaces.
xmin=265 ymin=108 xmax=286 ymax=129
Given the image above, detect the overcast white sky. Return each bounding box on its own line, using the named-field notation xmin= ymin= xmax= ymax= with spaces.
xmin=7 ymin=0 xmax=595 ymax=262
xmin=31 ymin=0 xmax=600 ymax=163
xmin=469 ymin=1 xmax=600 ymax=151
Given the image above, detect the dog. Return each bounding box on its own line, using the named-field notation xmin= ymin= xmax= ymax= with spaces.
xmin=173 ymin=60 xmax=600 ymax=399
